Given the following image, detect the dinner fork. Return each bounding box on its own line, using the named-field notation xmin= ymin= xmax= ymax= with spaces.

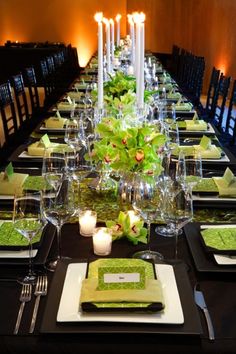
xmin=29 ymin=275 xmax=48 ymax=333
xmin=14 ymin=283 xmax=32 ymax=334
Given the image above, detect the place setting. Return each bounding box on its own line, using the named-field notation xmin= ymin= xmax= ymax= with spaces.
xmin=184 ymin=222 xmax=236 ymax=273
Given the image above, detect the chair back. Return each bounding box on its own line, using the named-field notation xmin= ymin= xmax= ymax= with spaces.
xmin=211 ymin=73 xmax=231 ymax=127
xmin=224 ymin=79 xmax=236 ymax=143
xmin=205 ymin=67 xmax=220 ymax=115
xmin=24 ymin=66 xmax=41 ymax=115
xmin=0 ymin=81 xmax=18 ymax=146
xmin=11 ymin=73 xmax=30 ymax=126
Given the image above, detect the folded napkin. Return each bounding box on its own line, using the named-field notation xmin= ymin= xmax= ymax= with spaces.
xmin=23 ymin=176 xmax=51 ymax=191
xmin=167 ymin=92 xmax=182 ymax=99
xmin=79 ymin=258 xmax=165 ymax=311
xmin=172 ymin=146 xmax=195 ymax=156
xmin=185 ymin=120 xmax=208 ymax=131
xmin=175 ymin=102 xmax=193 ymax=111
xmin=192 ymin=178 xmax=218 ymax=193
xmin=159 ymin=83 xmax=173 ymax=91
xmin=74 ymin=82 xmax=87 ymax=90
xmin=200 ymin=227 xmax=236 ymax=252
xmin=193 ymin=145 xmax=221 ymax=159
xmin=213 ymin=177 xmax=236 ymax=197
xmin=44 ymin=117 xmax=68 ymax=129
xmin=0 ymin=221 xmax=42 ymax=248
xmin=67 ymin=91 xmax=83 ymax=101
xmin=57 ymin=102 xmax=76 ymax=111
xmin=80 ymin=278 xmax=164 ymax=304
xmin=0 ymin=172 xmax=28 ymax=195
xmin=27 ymin=141 xmax=68 ymax=156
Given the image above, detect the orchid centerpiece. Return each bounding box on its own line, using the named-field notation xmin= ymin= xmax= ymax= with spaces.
xmin=92 ymin=71 xmax=156 ymax=116
xmin=88 ymin=116 xmax=166 ymax=175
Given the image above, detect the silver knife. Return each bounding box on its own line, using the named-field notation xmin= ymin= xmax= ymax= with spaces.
xmin=194 ymin=284 xmax=215 ymax=341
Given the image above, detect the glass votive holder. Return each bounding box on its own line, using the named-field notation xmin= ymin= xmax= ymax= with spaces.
xmin=92 ymin=227 xmax=112 ymax=256
xmin=79 ymin=210 xmax=97 ymax=237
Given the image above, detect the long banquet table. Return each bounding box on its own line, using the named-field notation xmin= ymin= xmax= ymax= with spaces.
xmin=0 ymin=55 xmax=236 ymax=354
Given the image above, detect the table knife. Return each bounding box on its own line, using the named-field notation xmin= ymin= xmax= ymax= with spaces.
xmin=194 ymin=284 xmax=215 ymax=341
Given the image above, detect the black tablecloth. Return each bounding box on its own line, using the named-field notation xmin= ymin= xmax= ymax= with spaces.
xmin=0 ymin=223 xmax=235 ymax=353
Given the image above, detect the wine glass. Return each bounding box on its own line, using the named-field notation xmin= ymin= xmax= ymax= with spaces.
xmin=164 ymin=181 xmax=193 ymax=262
xmin=132 ymin=173 xmax=164 ymax=262
xmin=155 ymin=152 xmax=182 ymax=237
xmin=176 ymin=151 xmax=203 ymax=192
xmin=41 ymin=178 xmax=75 ymax=271
xmin=13 ymin=192 xmax=45 ymax=284
xmin=42 ymin=147 xmax=66 ymax=191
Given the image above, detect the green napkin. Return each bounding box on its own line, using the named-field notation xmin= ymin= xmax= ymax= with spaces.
xmin=193 ymin=145 xmax=222 ymax=159
xmin=201 ymin=227 xmax=236 ymax=252
xmin=175 ymin=102 xmax=193 ymax=111
xmin=213 ymin=177 xmax=236 ymax=197
xmin=80 ymin=258 xmax=165 ymax=310
xmin=44 ymin=117 xmax=68 ymax=129
xmin=167 ymin=92 xmax=181 ymax=99
xmin=57 ymin=102 xmax=76 ymax=111
xmin=80 ymin=278 xmax=164 ymax=303
xmin=159 ymin=83 xmax=173 ymax=91
xmin=192 ymin=178 xmax=218 ymax=193
xmin=67 ymin=91 xmax=83 ymax=100
xmin=27 ymin=141 xmax=68 ymax=156
xmin=0 ymin=172 xmax=28 ymax=195
xmin=172 ymin=146 xmax=195 ymax=156
xmin=0 ymin=221 xmax=42 ymax=247
xmin=23 ymin=176 xmax=51 ymax=191
xmin=185 ymin=120 xmax=208 ymax=131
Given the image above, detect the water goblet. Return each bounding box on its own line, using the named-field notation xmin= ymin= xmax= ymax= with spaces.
xmin=42 ymin=147 xmax=66 ymax=192
xmin=41 ymin=178 xmax=75 ymax=271
xmin=176 ymin=151 xmax=203 ymax=192
xmin=13 ymin=191 xmax=45 ymax=284
xmin=132 ymin=173 xmax=164 ymax=262
xmin=164 ymin=181 xmax=193 ymax=262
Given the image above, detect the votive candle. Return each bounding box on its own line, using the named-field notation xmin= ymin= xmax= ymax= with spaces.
xmin=79 ymin=210 xmax=97 ymax=237
xmin=93 ymin=227 xmax=112 ymax=256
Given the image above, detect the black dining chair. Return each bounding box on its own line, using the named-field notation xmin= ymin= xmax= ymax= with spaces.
xmin=199 ymin=66 xmax=220 ymax=120
xmin=11 ymin=73 xmax=32 ymax=131
xmin=218 ymin=79 xmax=236 ymax=149
xmin=23 ymin=66 xmax=42 ymax=117
xmin=211 ymin=73 xmax=231 ymax=128
xmin=0 ymin=81 xmax=24 ymax=158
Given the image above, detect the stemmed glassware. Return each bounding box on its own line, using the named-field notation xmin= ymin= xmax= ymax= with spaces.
xmin=163 ymin=181 xmax=193 ymax=261
xmin=42 ymin=147 xmax=66 ymax=192
xmin=41 ymin=178 xmax=75 ymax=271
xmin=176 ymin=151 xmax=203 ymax=192
xmin=132 ymin=173 xmax=164 ymax=261
xmin=13 ymin=192 xmax=45 ymax=284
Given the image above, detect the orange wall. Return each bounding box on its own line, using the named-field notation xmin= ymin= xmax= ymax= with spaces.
xmin=1 ymin=0 xmax=236 ymax=95
xmin=127 ymin=0 xmax=236 ymax=95
xmin=0 ymin=0 xmax=127 ymax=67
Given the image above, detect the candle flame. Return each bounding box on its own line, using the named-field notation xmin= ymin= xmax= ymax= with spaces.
xmin=116 ymin=14 xmax=121 ymax=22
xmin=103 ymin=17 xmax=109 ymax=26
xmin=132 ymin=12 xmax=140 ymax=24
xmin=133 ymin=12 xmax=145 ymax=23
xmin=140 ymin=12 xmax=146 ymax=23
xmin=127 ymin=14 xmax=134 ymax=24
xmin=109 ymin=19 xmax=114 ymax=25
xmin=94 ymin=12 xmax=103 ymax=23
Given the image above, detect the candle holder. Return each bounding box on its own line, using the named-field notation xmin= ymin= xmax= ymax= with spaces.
xmin=79 ymin=210 xmax=97 ymax=237
xmin=93 ymin=227 xmax=112 ymax=256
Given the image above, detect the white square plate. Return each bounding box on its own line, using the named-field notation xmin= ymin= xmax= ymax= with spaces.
xmin=57 ymin=263 xmax=184 ymax=324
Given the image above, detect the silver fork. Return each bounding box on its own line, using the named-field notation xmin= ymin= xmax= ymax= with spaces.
xmin=14 ymin=283 xmax=32 ymax=334
xmin=29 ymin=275 xmax=48 ymax=333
